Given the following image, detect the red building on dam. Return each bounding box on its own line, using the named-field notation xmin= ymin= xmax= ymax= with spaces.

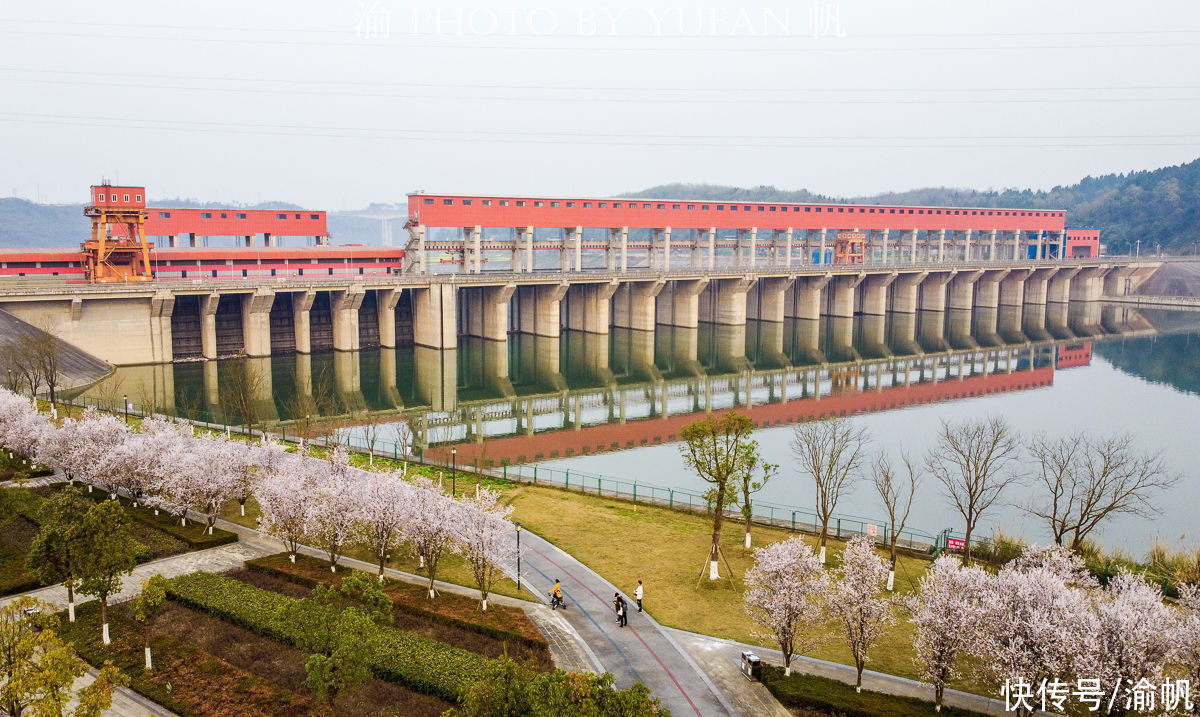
xmin=404 ymin=192 xmax=1098 ymax=274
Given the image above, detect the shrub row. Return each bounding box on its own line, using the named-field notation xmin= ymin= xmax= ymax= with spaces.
xmin=80 ymin=491 xmax=238 ymax=549
xmin=244 ymin=554 xmax=549 ymax=651
xmin=166 ymin=572 xmax=491 ymax=702
xmin=759 ymin=664 xmax=988 ymax=717
xmin=59 ymin=600 xmax=313 ymax=717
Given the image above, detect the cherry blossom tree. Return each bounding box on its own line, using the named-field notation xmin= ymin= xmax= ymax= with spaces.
xmin=1076 ymin=571 xmax=1175 ymax=717
xmin=190 ymin=436 xmax=242 ymax=534
xmin=47 ymin=408 xmax=128 ymax=491
xmin=971 ymin=550 xmax=1094 ymax=716
xmin=404 ymin=476 xmax=460 ymax=598
xmin=358 ymin=471 xmax=415 ymax=579
xmin=743 ymin=536 xmax=829 ymax=676
xmin=0 ymin=388 xmax=48 ymax=461
xmin=455 ymin=486 xmax=515 ymax=611
xmin=234 ymin=437 xmax=285 ymax=517
xmin=909 ymin=555 xmax=990 ymax=711
xmin=309 ymin=448 xmax=362 ymax=572
xmin=254 ymin=456 xmax=312 ymax=562
xmin=1174 ymin=584 xmax=1200 ymax=716
xmin=829 ymin=536 xmax=895 ymax=691
xmin=153 ymin=436 xmax=209 ymax=527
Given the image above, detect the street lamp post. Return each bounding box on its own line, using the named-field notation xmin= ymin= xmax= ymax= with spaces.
xmin=123 ymin=394 xmax=128 ymax=424
xmin=451 ymin=446 xmax=457 ymax=496
xmin=515 ymin=522 xmax=522 ymax=592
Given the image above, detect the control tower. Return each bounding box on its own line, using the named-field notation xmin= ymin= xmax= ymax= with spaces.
xmin=82 ymin=182 xmax=153 ymax=282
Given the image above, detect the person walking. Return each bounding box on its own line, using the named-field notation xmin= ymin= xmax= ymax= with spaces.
xmin=613 ymin=592 xmax=628 ymax=627
xmin=634 ymin=580 xmax=643 ymax=613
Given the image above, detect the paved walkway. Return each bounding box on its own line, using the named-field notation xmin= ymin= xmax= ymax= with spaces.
xmin=679 ymin=628 xmax=1017 ymax=716
xmin=2 ymin=541 xmax=268 ymax=612
xmin=511 ymin=528 xmax=737 ymax=717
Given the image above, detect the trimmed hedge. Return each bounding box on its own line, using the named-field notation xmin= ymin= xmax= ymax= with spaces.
xmin=80 ymin=492 xmax=238 ymax=549
xmin=760 ymin=664 xmax=989 ymax=717
xmin=59 ymin=599 xmax=313 ymax=717
xmin=166 ymin=572 xmax=492 ymax=702
xmin=245 ymin=553 xmax=549 ymax=651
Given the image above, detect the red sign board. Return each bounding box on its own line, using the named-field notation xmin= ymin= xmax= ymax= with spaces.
xmin=946 ymin=538 xmax=966 ymax=552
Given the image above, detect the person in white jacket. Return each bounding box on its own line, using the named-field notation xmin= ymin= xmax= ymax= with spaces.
xmin=634 ymin=580 xmax=644 ymax=613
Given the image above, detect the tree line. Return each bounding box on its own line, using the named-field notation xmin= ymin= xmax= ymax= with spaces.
xmin=682 ymin=411 xmax=1176 ymax=583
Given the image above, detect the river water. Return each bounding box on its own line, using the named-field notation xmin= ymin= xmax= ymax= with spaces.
xmin=70 ymin=303 xmax=1200 ymax=555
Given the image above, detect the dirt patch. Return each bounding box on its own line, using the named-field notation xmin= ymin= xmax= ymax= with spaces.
xmin=144 ymin=601 xmax=452 ymax=716
xmin=233 ymin=555 xmax=553 ymax=670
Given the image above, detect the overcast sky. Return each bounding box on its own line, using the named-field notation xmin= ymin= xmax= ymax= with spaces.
xmin=1 ymin=0 xmax=1199 ymax=209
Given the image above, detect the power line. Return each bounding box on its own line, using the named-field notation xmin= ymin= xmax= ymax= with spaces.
xmin=1 ymin=112 xmax=1198 ymax=149
xmin=4 ymin=77 xmax=1199 ymax=106
xmin=2 ymin=17 xmax=1199 ymax=41
xmin=2 ymin=27 xmax=1199 ymax=52
xmin=2 ymin=66 xmax=1197 ymax=95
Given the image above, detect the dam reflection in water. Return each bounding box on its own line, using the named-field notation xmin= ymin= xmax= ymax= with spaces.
xmin=73 ymin=302 xmax=1186 ymax=467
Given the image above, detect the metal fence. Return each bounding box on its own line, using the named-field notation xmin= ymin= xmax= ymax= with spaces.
xmin=46 ymin=393 xmax=981 ymax=557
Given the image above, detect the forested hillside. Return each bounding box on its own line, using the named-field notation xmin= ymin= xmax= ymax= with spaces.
xmin=628 ymin=157 xmax=1200 ymax=255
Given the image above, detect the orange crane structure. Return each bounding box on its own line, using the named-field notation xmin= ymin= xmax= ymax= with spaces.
xmin=81 ymin=182 xmax=154 ymax=282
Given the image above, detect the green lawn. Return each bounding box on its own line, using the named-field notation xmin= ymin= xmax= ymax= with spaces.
xmin=503 ymin=481 xmax=990 ymax=693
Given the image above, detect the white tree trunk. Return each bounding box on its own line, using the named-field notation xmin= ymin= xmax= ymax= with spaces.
xmin=855 ymin=686 xmax=861 ymax=693
xmin=289 ymin=553 xmax=296 ymax=563
xmin=331 ymin=565 xmax=337 ymax=573
xmin=154 ymin=508 xmax=159 ymax=516
xmin=709 ymin=559 xmax=720 ymax=580
xmin=784 ymin=665 xmax=792 ymax=677
xmin=87 ymin=485 xmax=92 ymax=493
xmin=819 ymin=546 xmax=827 ymax=564
xmin=102 ymin=622 xmax=110 ymax=645
xmin=935 ymin=705 xmax=942 ymax=713
xmin=240 ymin=504 xmax=246 ymax=516
xmin=481 ymin=598 xmax=488 ymax=611
xmin=181 ymin=517 xmax=187 ymax=527
xmin=207 ymin=525 xmax=213 ymax=535
xmin=887 ymin=570 xmax=895 ymax=591
xmin=428 ymin=588 xmax=436 ymax=598
xmin=419 ymin=555 xmax=425 ymax=569
xmin=744 ymin=532 xmax=752 ymax=549
xmin=145 ymin=647 xmax=153 ymax=670
xmin=67 ymin=601 xmax=75 ymax=623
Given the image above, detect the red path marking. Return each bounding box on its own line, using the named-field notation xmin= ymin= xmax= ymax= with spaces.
xmin=530 ymin=544 xmax=705 ymax=717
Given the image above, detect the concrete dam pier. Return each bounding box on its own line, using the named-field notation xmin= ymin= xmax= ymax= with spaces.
xmin=0 ymin=259 xmax=1162 ymax=367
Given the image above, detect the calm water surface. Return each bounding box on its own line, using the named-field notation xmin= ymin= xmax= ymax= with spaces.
xmin=72 ymin=304 xmax=1200 ymax=554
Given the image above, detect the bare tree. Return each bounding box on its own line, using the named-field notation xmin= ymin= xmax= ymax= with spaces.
xmin=926 ymin=417 xmax=1022 ymax=564
xmin=27 ymin=324 xmax=64 ymax=413
xmin=387 ymin=413 xmax=414 ymax=473
xmin=872 ymin=450 xmax=921 ymax=590
xmin=91 ymin=376 xmax=127 ymax=417
xmin=790 ymin=417 xmax=870 ymax=563
xmin=1027 ymin=433 xmax=1177 ymax=551
xmin=12 ymin=342 xmax=45 ymax=407
xmin=218 ymin=358 xmax=267 ymax=439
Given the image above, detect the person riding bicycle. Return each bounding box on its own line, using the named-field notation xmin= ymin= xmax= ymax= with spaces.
xmin=548 ymin=579 xmax=565 ymax=609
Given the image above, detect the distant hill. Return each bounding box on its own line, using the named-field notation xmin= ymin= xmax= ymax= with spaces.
xmin=0 ymin=198 xmax=407 ymax=249
xmin=627 ymin=157 xmax=1200 ymax=255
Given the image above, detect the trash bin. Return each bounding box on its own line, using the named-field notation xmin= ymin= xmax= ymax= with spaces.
xmin=740 ymin=650 xmax=762 ymax=681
